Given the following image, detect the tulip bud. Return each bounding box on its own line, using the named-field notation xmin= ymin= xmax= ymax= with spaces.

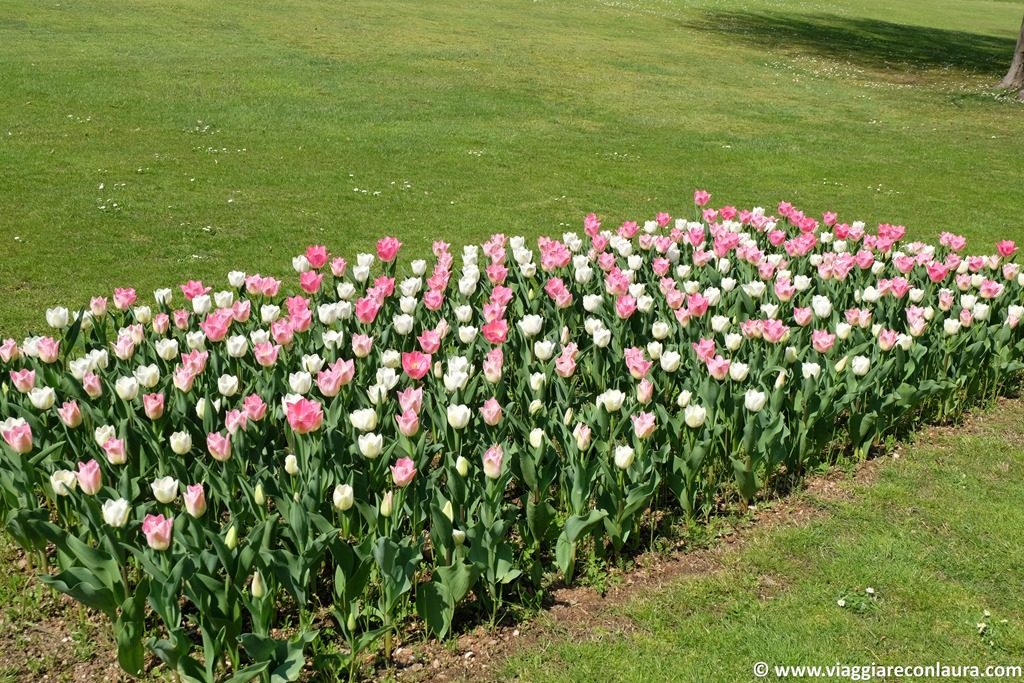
xmin=380 ymin=491 xmax=393 ymax=518
xmin=254 ymin=483 xmax=266 ymax=506
xmin=455 ymin=455 xmax=470 ymax=477
xmin=529 ymin=428 xmax=544 ymax=450
xmin=442 ymin=500 xmax=454 ymax=522
xmin=225 ymin=525 xmax=238 ymax=550
xmin=251 ymin=572 xmax=266 ymax=599
xmin=452 ymin=529 xmax=466 ymax=546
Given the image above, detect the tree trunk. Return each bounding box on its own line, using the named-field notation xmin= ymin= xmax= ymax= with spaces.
xmin=1000 ymin=14 xmax=1024 ymax=98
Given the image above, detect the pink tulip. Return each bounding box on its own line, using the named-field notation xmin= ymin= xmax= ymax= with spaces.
xmin=332 ymin=358 xmax=356 ymax=386
xmin=482 ymin=444 xmax=504 ymax=480
xmin=615 ymin=295 xmax=637 ymax=319
xmin=76 ymin=460 xmax=102 ymax=495
xmin=207 ymin=432 xmax=232 ymax=461
xmin=143 ymin=393 xmax=165 ymax=420
xmin=481 ymin=319 xmax=508 ymax=345
xmin=624 ymin=347 xmax=653 ymax=379
xmin=300 ymin=270 xmax=323 ymax=294
xmin=58 ymin=400 xmax=82 ymax=428
xmin=398 ymin=386 xmax=423 ymax=414
xmin=351 ymin=334 xmax=374 ymax=358
xmin=692 ymin=339 xmax=716 ymax=363
xmin=706 ymin=355 xmax=731 ymax=381
xmin=172 ymin=309 xmax=190 ymax=330
xmin=555 ymin=351 xmax=577 ymax=378
xmin=36 ymin=337 xmax=59 ymax=364
xmin=90 ymin=296 xmax=108 ymax=317
xmin=483 ymin=348 xmax=504 ymax=382
xmin=417 ymin=330 xmax=441 ymax=354
xmin=0 ymin=339 xmax=18 ymax=363
xmin=1 ymin=420 xmax=32 ymax=454
xmin=402 ymin=351 xmax=431 ymax=381
xmin=285 ymin=397 xmax=324 ymax=435
xmin=396 ymin=409 xmax=419 ymax=437
xmin=330 ymin=257 xmax=347 ymax=276
xmin=199 ymin=311 xmax=232 ymax=342
xmin=693 ymin=189 xmax=711 ymax=207
xmin=172 ymin=367 xmax=195 ymax=393
xmin=142 ymin=514 xmax=173 ymax=551
xmin=103 ymin=438 xmax=127 ymax=465
xmin=231 ymin=299 xmax=251 ymax=323
xmin=180 ymin=280 xmax=211 ymax=301
xmin=317 ymin=365 xmax=344 ymax=397
xmin=390 ymin=457 xmax=417 ymax=487
xmin=305 ymin=245 xmax=328 ymax=269
xmin=225 ymin=409 xmax=248 ymax=434
xmin=997 ymin=240 xmax=1018 ymax=258
xmin=253 ymin=342 xmax=281 ymax=368
xmin=9 ymin=369 xmax=35 ymax=393
xmin=152 ymin=313 xmax=170 ymax=334
xmin=878 ymin=329 xmax=899 ymax=352
xmin=376 ymin=236 xmax=402 ymax=262
xmin=812 ymin=330 xmax=836 ymax=353
xmin=480 ymin=398 xmax=503 ymax=426
xmin=354 ymin=296 xmax=380 ymax=324
xmin=83 ymin=372 xmax=104 ymax=398
xmin=183 ymin=484 xmax=207 ymax=518
xmin=113 ymin=287 xmax=137 ymax=310
xmin=271 ymin=319 xmax=295 ymax=346
xmin=244 ymin=394 xmax=268 ymax=421
xmin=632 ymin=412 xmax=657 ymax=439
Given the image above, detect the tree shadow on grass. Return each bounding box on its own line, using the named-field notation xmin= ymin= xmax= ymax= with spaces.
xmin=687 ymin=11 xmax=1015 ymax=76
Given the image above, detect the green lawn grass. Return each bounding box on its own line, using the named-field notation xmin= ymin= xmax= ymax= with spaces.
xmin=1 ymin=0 xmax=1023 ymax=335
xmin=503 ymin=399 xmax=1024 ymax=682
xmin=1 ymin=0 xmax=1024 ymax=679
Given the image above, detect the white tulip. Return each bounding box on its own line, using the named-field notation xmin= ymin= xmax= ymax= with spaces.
xmin=214 ymin=291 xmax=234 ymax=309
xmin=533 ymin=340 xmax=555 ymax=361
xmin=583 ymin=294 xmax=603 ymax=312
xmin=50 ymin=469 xmax=77 ymax=496
xmin=218 ymin=374 xmax=239 ymax=397
xmin=597 ymin=389 xmax=625 ymax=412
xmin=393 ymin=314 xmax=414 ymax=335
xmin=226 ymin=335 xmax=248 ymax=358
xmin=333 ymin=484 xmax=354 ymax=511
xmin=134 ymin=364 xmax=160 ymax=388
xmin=261 ymin=304 xmax=281 ymax=323
xmin=228 ymin=271 xmax=246 ymax=288
xmin=289 ymin=371 xmax=312 ymax=394
xmin=801 ymin=362 xmax=821 ymax=380
xmin=115 ymin=377 xmax=139 ymax=401
xmin=170 ymin=431 xmax=192 ymax=455
xmin=684 ymin=405 xmax=707 ymax=428
xmin=729 ymin=362 xmax=749 ymax=382
xmin=46 ymin=307 xmax=70 ymax=329
xmin=744 ymin=390 xmax=766 ymax=412
xmin=192 ymin=294 xmax=212 ymax=315
xmin=357 ymin=433 xmax=383 ymax=458
xmin=614 ymin=445 xmax=635 ymax=470
xmin=851 ymin=356 xmax=871 ymax=377
xmin=660 ymin=350 xmax=681 ymax=373
xmin=518 ymin=315 xmax=543 ymax=337
xmin=284 ymin=454 xmax=299 ymax=476
xmin=151 ymin=476 xmax=179 ymax=504
xmin=349 ymin=408 xmax=378 ymax=432
xmin=447 ymin=404 xmax=471 ymax=429
xmin=102 ymin=498 xmax=131 ymax=527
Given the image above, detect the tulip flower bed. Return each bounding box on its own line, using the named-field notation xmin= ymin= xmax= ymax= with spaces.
xmin=1 ymin=193 xmax=1022 ymax=681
